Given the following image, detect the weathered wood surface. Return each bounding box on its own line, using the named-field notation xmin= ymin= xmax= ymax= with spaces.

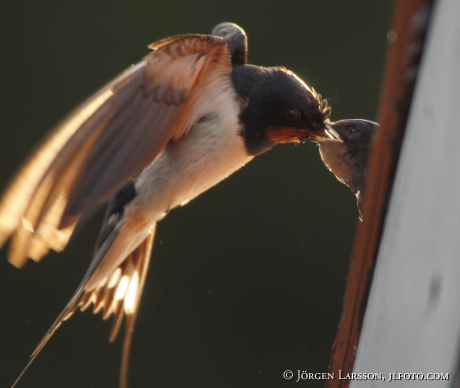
xmin=352 ymin=0 xmax=460 ymax=386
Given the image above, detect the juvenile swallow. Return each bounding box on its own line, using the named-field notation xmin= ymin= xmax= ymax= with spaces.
xmin=314 ymin=119 xmax=378 ymax=219
xmin=0 ymin=23 xmax=331 ymax=386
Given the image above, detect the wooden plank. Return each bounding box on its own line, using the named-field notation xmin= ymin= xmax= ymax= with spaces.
xmin=351 ymin=0 xmax=460 ymax=385
xmin=326 ymin=1 xmax=434 ymax=386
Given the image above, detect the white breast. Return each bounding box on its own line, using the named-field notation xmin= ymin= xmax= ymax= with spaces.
xmin=135 ymin=78 xmax=253 ymax=220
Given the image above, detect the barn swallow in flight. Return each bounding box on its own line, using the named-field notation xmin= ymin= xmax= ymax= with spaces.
xmin=0 ymin=23 xmax=331 ymax=387
xmin=313 ymin=119 xmax=378 ymax=219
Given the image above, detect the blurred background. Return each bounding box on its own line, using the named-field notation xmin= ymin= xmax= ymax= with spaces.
xmin=0 ymin=1 xmax=392 ymax=387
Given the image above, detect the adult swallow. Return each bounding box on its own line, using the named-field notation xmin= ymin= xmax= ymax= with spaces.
xmin=314 ymin=119 xmax=378 ymax=219
xmin=0 ymin=23 xmax=331 ymax=386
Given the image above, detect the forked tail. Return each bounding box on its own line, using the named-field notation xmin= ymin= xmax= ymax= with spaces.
xmin=11 ymin=225 xmax=156 ymax=388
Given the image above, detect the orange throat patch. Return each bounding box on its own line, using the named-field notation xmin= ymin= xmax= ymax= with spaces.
xmin=266 ymin=127 xmax=311 ymax=143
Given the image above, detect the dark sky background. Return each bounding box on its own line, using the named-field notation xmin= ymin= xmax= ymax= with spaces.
xmin=0 ymin=1 xmax=393 ymax=387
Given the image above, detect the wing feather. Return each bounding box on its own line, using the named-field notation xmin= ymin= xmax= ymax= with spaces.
xmin=0 ymin=35 xmax=231 ymax=267
xmin=6 ymin=32 xmax=233 ymax=388
xmin=30 ymin=225 xmax=154 ymax=388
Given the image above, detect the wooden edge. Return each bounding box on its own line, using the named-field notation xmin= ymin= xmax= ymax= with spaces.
xmin=326 ymin=1 xmax=435 ymax=386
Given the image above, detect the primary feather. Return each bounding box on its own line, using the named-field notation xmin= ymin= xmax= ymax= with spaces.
xmin=1 ymin=34 xmax=234 ymax=388
xmin=0 ymin=35 xmax=231 ymax=268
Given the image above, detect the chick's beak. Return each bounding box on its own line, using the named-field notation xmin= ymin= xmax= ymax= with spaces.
xmin=307 ymin=123 xmax=344 ymax=144
xmin=324 ymin=122 xmax=343 ymax=141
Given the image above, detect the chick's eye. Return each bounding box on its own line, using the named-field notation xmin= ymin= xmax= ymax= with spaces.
xmin=348 ymin=126 xmax=361 ymax=135
xmin=286 ymin=108 xmax=300 ymax=121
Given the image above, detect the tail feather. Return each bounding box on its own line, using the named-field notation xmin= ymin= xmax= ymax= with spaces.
xmin=119 ymin=230 xmax=154 ymax=388
xmin=11 ymin=222 xmax=156 ymax=388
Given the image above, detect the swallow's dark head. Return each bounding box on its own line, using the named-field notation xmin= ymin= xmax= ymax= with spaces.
xmin=314 ymin=119 xmax=379 ymax=215
xmin=232 ymin=65 xmax=331 ymax=155
xmin=327 ymin=119 xmax=378 ymax=155
xmin=263 ymin=69 xmax=331 ymax=143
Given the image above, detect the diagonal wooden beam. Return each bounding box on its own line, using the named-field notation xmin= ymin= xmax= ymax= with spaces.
xmin=326 ymin=1 xmax=435 ymax=386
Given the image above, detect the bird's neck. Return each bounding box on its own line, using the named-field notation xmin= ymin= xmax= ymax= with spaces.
xmin=347 ymin=150 xmax=368 ymax=195
xmin=231 ymin=65 xmax=277 ymax=155
xmin=319 ymin=142 xmax=368 ymax=196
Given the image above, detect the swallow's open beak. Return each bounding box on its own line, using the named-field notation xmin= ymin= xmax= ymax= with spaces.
xmin=324 ymin=123 xmax=343 ymax=142
xmin=308 ymin=123 xmax=343 ymax=143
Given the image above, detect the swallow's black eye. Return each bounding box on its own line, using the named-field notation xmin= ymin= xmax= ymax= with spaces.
xmin=348 ymin=126 xmax=361 ymax=136
xmin=286 ymin=108 xmax=300 ymax=122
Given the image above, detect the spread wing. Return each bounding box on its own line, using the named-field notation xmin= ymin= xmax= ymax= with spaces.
xmin=0 ymin=34 xmax=232 ymax=267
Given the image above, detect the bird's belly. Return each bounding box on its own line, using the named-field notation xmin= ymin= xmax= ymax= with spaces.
xmin=136 ymin=113 xmax=253 ymax=220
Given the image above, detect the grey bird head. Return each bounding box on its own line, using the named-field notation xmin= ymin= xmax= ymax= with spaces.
xmin=212 ymin=22 xmax=248 ymax=65
xmin=313 ymin=119 xmax=379 ymax=219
